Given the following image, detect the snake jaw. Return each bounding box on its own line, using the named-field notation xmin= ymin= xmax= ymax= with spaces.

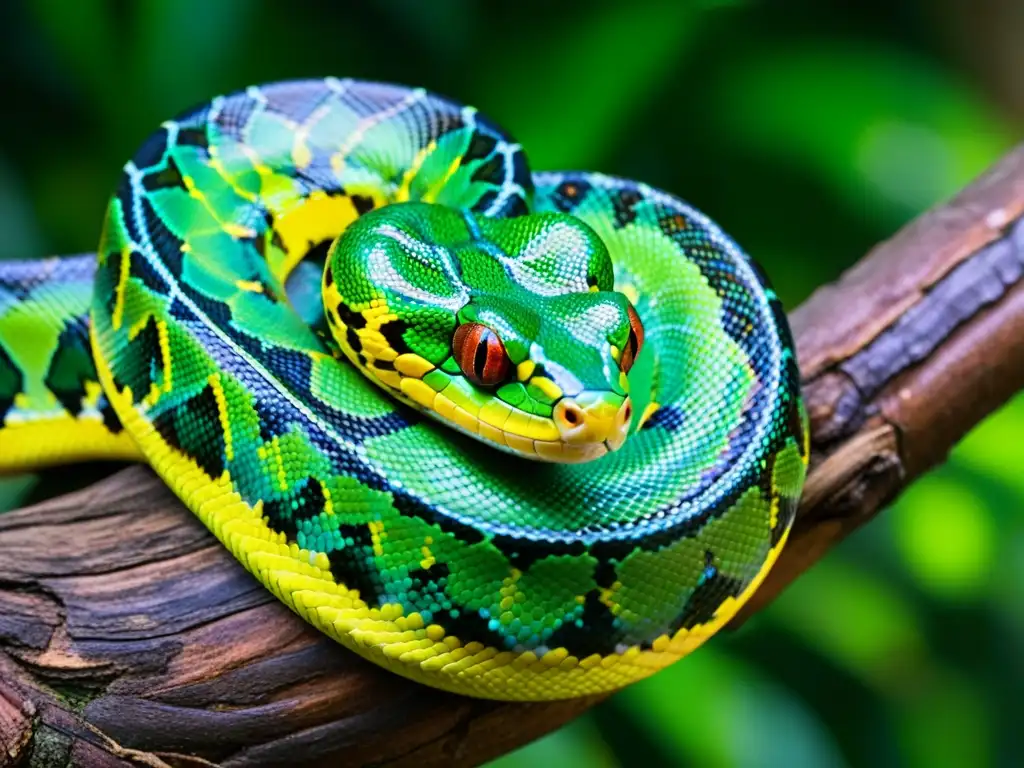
xmin=552 ymin=392 xmax=631 ymax=454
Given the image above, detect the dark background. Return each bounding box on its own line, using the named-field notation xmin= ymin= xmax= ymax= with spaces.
xmin=1 ymin=2 xmax=1022 ymax=766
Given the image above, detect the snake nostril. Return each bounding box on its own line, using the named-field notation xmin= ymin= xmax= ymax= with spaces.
xmin=562 ymin=406 xmax=581 ymax=426
xmin=622 ymin=403 xmax=632 ymax=423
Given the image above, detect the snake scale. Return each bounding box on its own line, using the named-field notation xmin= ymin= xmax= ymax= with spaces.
xmin=0 ymin=79 xmax=808 ymax=701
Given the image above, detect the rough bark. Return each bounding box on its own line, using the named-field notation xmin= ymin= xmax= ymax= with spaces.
xmin=3 ymin=145 xmax=1024 ymax=767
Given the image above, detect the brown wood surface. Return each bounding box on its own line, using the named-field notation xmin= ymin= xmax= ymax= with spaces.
xmin=3 ymin=145 xmax=1024 ymax=767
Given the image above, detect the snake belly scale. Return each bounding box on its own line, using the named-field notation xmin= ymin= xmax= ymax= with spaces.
xmin=0 ymin=78 xmax=808 ymax=701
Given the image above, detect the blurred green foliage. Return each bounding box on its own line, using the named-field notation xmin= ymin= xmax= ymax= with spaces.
xmin=1 ymin=1 xmax=1021 ymax=766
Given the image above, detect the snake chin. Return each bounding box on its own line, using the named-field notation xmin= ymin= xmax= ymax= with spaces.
xmin=548 ymin=392 xmax=632 ymax=462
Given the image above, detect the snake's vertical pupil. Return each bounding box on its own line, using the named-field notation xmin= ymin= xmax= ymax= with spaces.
xmin=453 ymin=322 xmax=511 ymax=386
xmin=620 ymin=304 xmax=645 ymax=374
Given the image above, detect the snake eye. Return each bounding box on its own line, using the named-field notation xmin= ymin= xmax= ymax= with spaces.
xmin=452 ymin=322 xmax=511 ymax=387
xmin=619 ymin=304 xmax=645 ymax=374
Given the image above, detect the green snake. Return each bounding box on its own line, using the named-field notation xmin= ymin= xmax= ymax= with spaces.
xmin=0 ymin=78 xmax=808 ymax=701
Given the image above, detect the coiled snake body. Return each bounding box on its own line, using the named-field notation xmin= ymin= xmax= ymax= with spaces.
xmin=0 ymin=79 xmax=807 ymax=701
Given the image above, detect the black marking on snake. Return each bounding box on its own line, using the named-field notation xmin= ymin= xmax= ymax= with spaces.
xmin=327 ymin=526 xmax=386 ymax=606
xmin=461 ymin=131 xmax=498 ymax=166
xmin=588 ymin=535 xmax=653 ymax=565
xmin=489 ymin=534 xmax=586 ymax=572
xmin=788 ymin=391 xmax=808 ymax=461
xmin=346 ymin=327 xmax=362 ymax=354
xmin=142 ymin=154 xmax=187 ymax=193
xmin=269 ymin=226 xmax=288 ymax=257
xmin=100 ymin=250 xmax=123 ymax=317
xmin=44 ymin=318 xmax=97 ymax=417
xmin=0 ymin=342 xmax=22 ymax=423
xmin=436 ymin=604 xmax=505 ymax=650
xmin=128 ymin=249 xmax=170 ymax=295
xmin=263 ymin=476 xmax=326 ymax=540
xmin=502 ymin=194 xmax=529 ymax=219
xmin=472 ymin=190 xmax=500 ymax=215
xmin=99 ymin=397 xmax=124 ymax=434
xmin=168 ymin=296 xmax=198 ymax=323
xmin=141 ymin=196 xmax=186 ymax=277
xmin=113 ymin=315 xmax=163 ymax=404
xmin=351 ymin=194 xmax=376 ymax=216
xmin=545 ymin=590 xmax=619 ymax=658
xmin=510 ymin=150 xmax=531 ymax=197
xmin=115 ymin=175 xmax=143 ymax=246
xmin=178 ymin=282 xmax=234 ymax=328
xmin=758 ymin=450 xmax=779 ymax=511
xmin=252 ymin=208 xmax=288 ymax=259
xmin=692 ymin=254 xmax=771 ymax=364
xmin=174 ymin=104 xmax=213 ymax=152
xmin=249 ymin=229 xmax=268 ymax=261
xmin=593 ymin=560 xmax=619 ymax=589
xmin=670 ymin=551 xmax=744 ymax=633
xmin=132 ymin=126 xmax=170 ymax=172
xmin=744 ymin=254 xmax=776 ymax=295
xmin=252 ymin=397 xmax=290 ymax=446
xmin=469 ymin=154 xmax=506 ymax=186
xmin=721 ymin=303 xmax=760 ymax=357
xmin=379 ymin=319 xmax=413 ymax=355
xmin=262 ymin=80 xmax=332 ymax=123
xmin=768 ymin=295 xmax=793 ymax=354
xmin=611 ymin=188 xmax=643 ymax=229
xmin=405 ymin=562 xmax=451 ymax=607
xmin=335 ymin=303 xmax=366 ymax=330
xmin=372 ymin=359 xmax=396 ymax=372
xmin=151 ymin=383 xmax=228 ymax=479
xmin=411 ymin=561 xmax=450 ymax=583
xmin=254 ymin=343 xmax=319 ymax=401
xmin=771 ymin=498 xmax=796 ymax=548
xmin=176 ymin=126 xmax=211 ymax=153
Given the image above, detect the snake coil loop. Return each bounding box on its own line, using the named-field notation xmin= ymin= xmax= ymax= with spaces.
xmin=0 ymin=78 xmax=808 ymax=700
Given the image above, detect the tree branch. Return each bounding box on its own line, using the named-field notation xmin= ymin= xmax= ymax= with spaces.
xmin=3 ymin=145 xmax=1024 ymax=768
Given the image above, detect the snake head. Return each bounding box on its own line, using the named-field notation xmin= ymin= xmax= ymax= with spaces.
xmin=323 ymin=202 xmax=644 ymax=464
